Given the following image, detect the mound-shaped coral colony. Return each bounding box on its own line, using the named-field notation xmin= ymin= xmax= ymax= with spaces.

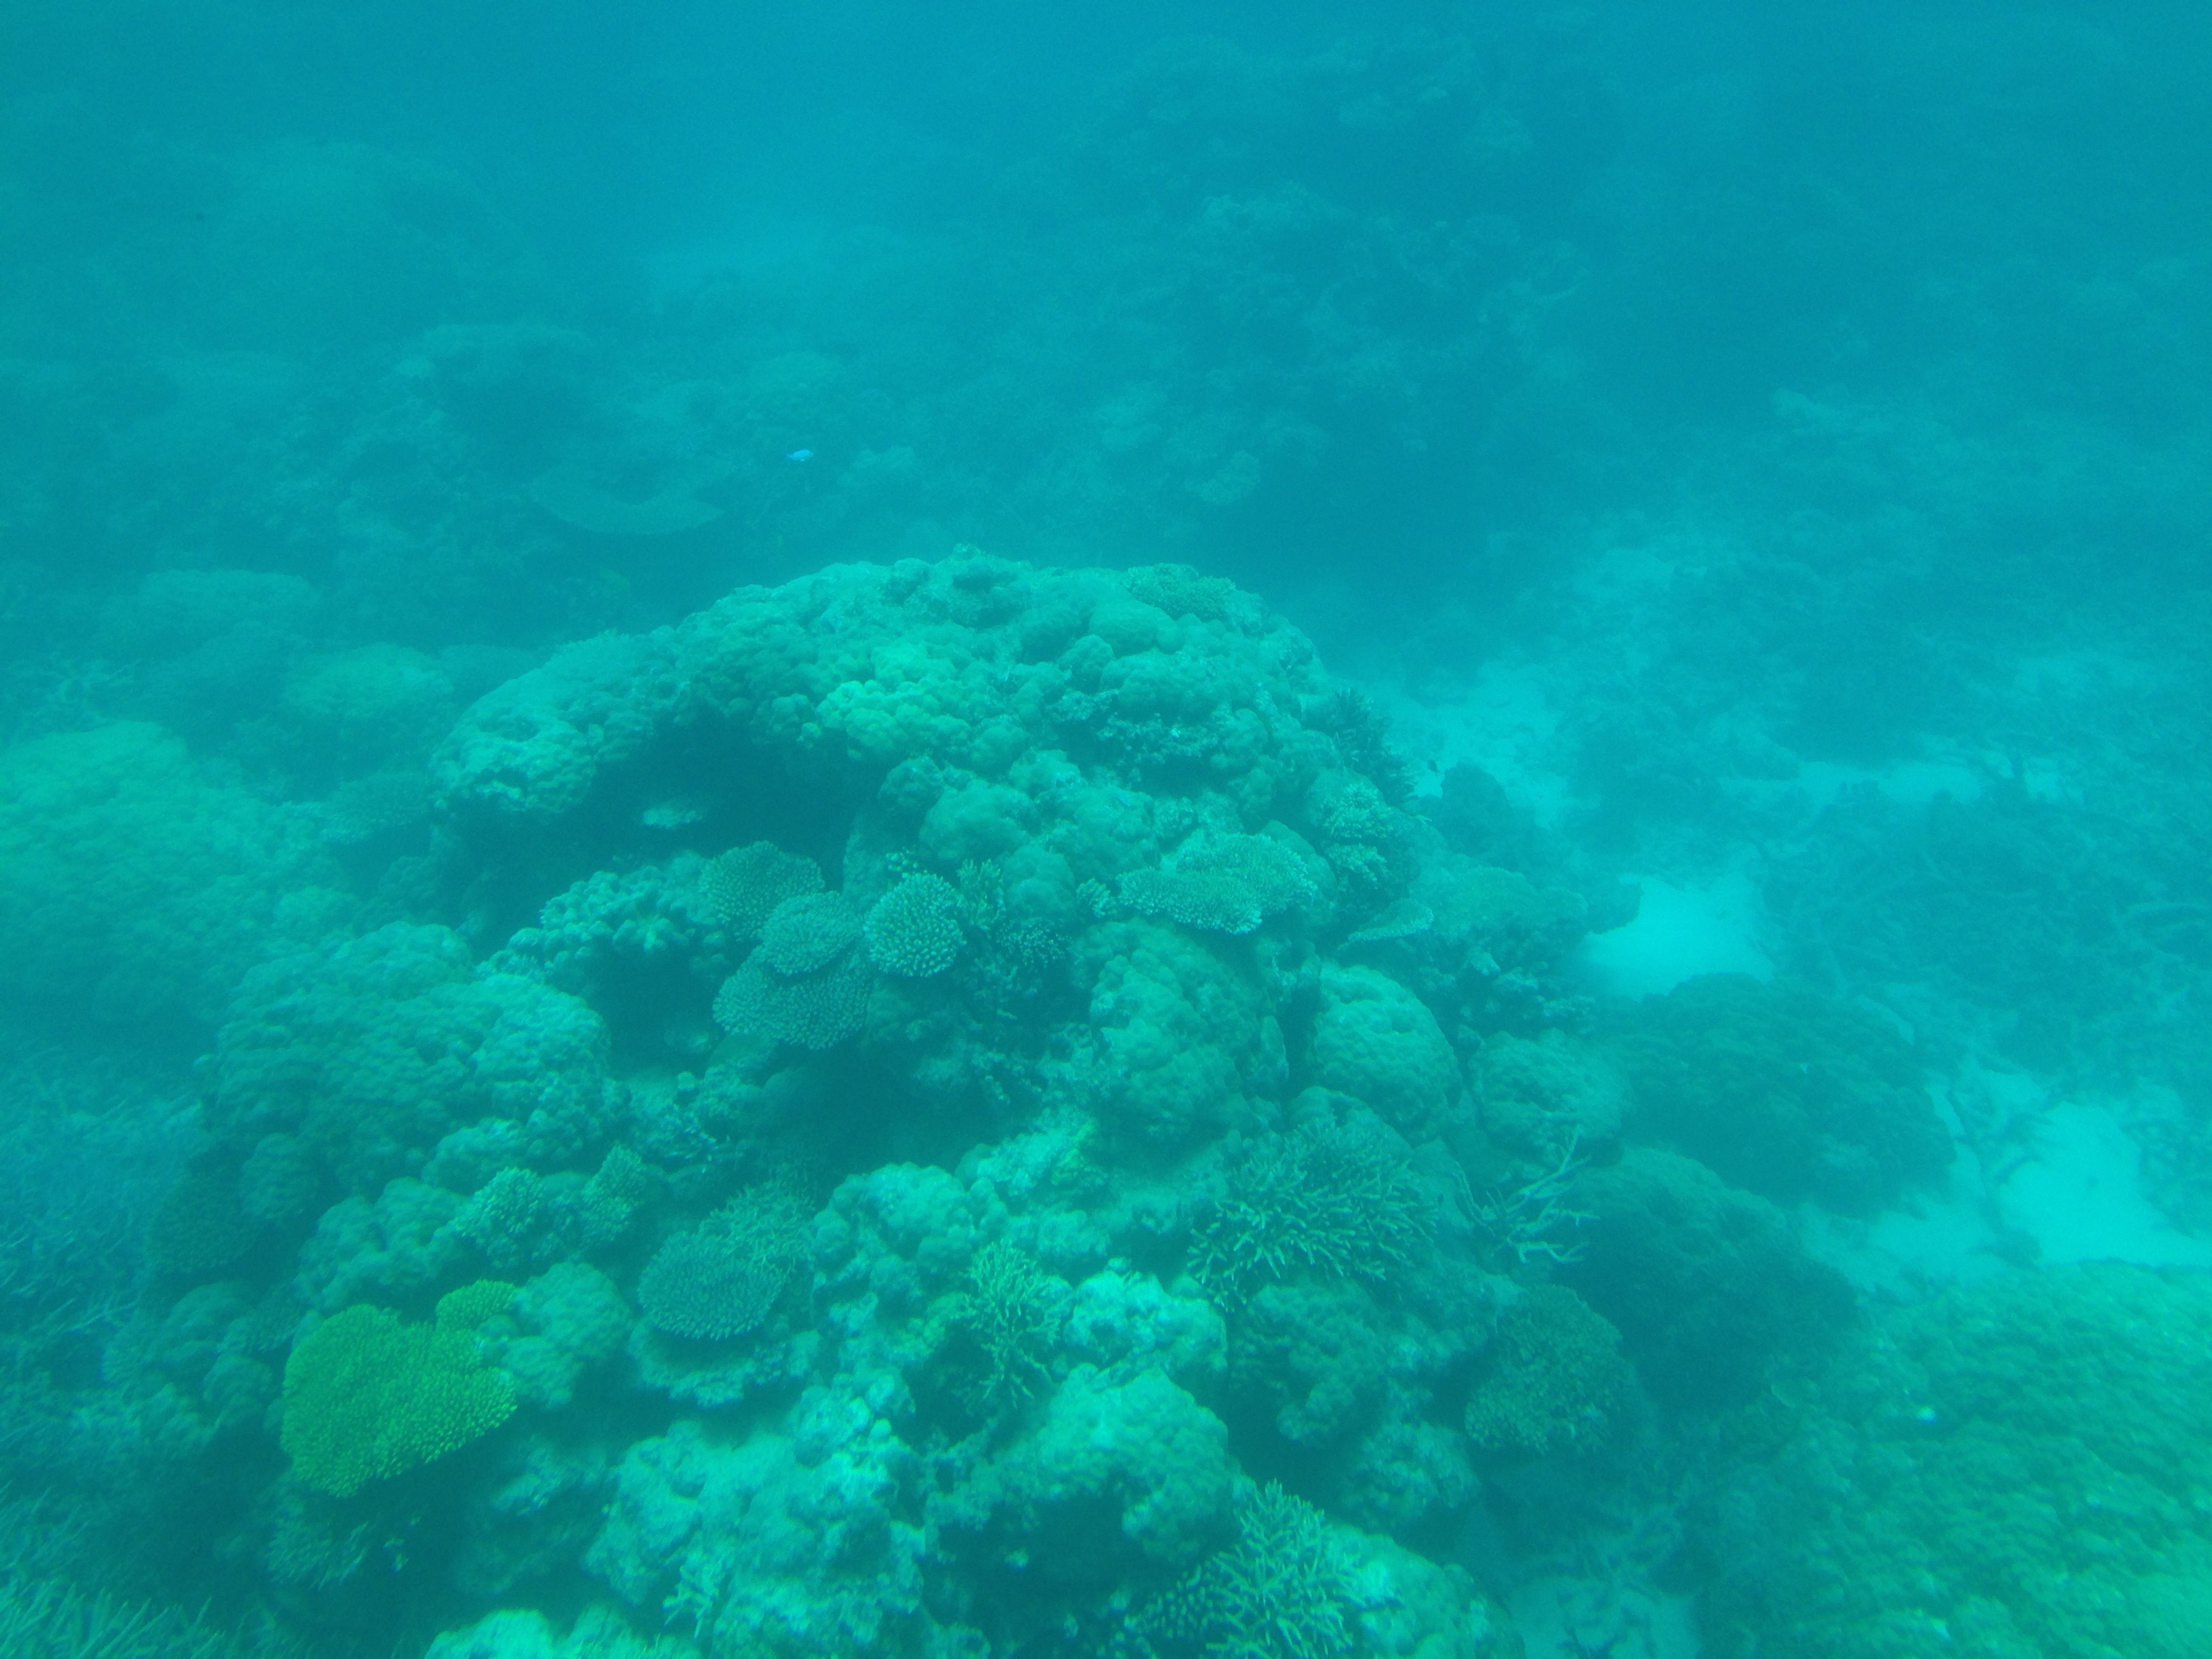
xmin=22 ymin=551 xmax=2201 ymax=1659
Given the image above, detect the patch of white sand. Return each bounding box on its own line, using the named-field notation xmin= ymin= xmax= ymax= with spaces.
xmin=1996 ymin=1101 xmax=2212 ymax=1267
xmin=1509 ymin=1574 xmax=1700 ymax=1659
xmin=1384 ymin=659 xmax=1574 ymax=829
xmin=1578 ymin=871 xmax=1774 ymax=998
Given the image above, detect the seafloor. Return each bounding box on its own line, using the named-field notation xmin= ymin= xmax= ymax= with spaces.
xmin=3 ymin=8 xmax=2211 ymax=1659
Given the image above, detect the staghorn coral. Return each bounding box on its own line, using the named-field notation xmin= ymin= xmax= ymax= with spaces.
xmin=280 ymin=1303 xmax=516 ymax=1497
xmin=1128 ymin=1479 xmax=1359 ymax=1659
xmin=1190 ymin=1118 xmax=1429 ymax=1303
xmin=863 ymin=874 xmax=965 ymax=977
xmin=0 ymin=1574 xmax=251 ymax=1659
xmin=954 ymin=1239 xmax=1064 ymax=1399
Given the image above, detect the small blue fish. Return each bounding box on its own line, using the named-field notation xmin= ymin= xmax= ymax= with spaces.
xmin=785 ymin=448 xmax=814 ymax=463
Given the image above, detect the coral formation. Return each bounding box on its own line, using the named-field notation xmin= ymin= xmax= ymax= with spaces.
xmin=1128 ymin=1479 xmax=1359 ymax=1659
xmin=279 ymin=1302 xmax=517 ymax=1496
xmin=1190 ymin=1117 xmax=1430 ymax=1301
xmin=1464 ymin=1284 xmax=1636 ymax=1456
xmin=1605 ymin=973 xmax=1951 ymax=1214
xmin=699 ymin=842 xmax=825 ymax=936
xmin=756 ymin=891 xmax=863 ymax=977
xmin=636 ymin=1187 xmax=809 ymax=1343
xmin=0 ymin=721 xmax=342 ymax=1030
xmin=31 ymin=557 xmax=1589 ymax=1655
xmin=864 ymin=873 xmax=966 ymax=977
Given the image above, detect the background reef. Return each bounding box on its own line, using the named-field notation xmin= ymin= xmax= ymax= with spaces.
xmin=2 ymin=3 xmax=2211 ymax=1658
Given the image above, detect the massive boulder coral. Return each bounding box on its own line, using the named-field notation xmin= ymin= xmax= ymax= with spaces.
xmin=1702 ymin=1264 xmax=2212 ymax=1659
xmin=426 ymin=554 xmax=1573 ymax=1164
xmin=211 ymin=922 xmax=615 ymax=1202
xmin=432 ymin=553 xmax=1346 ymax=889
xmin=0 ymin=720 xmax=345 ymax=1031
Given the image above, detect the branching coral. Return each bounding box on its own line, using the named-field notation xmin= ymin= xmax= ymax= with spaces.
xmin=712 ymin=947 xmax=871 ymax=1050
xmin=700 ymin=842 xmax=825 ymax=937
xmin=0 ymin=1574 xmax=248 ymax=1659
xmin=1128 ymin=1480 xmax=1360 ymax=1659
xmin=758 ymin=892 xmax=863 ymax=977
xmin=1120 ymin=830 xmax=1319 ymax=936
xmin=1190 ymin=1119 xmax=1429 ymax=1302
xmin=864 ymin=874 xmax=965 ymax=977
xmin=636 ymin=1185 xmax=810 ymax=1343
xmin=954 ymin=1239 xmax=1063 ymax=1399
xmin=280 ymin=1303 xmax=516 ymax=1496
xmin=1458 ymin=1132 xmax=1595 ymax=1271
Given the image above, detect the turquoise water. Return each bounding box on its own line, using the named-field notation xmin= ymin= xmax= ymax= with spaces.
xmin=3 ymin=5 xmax=2211 ymax=1656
